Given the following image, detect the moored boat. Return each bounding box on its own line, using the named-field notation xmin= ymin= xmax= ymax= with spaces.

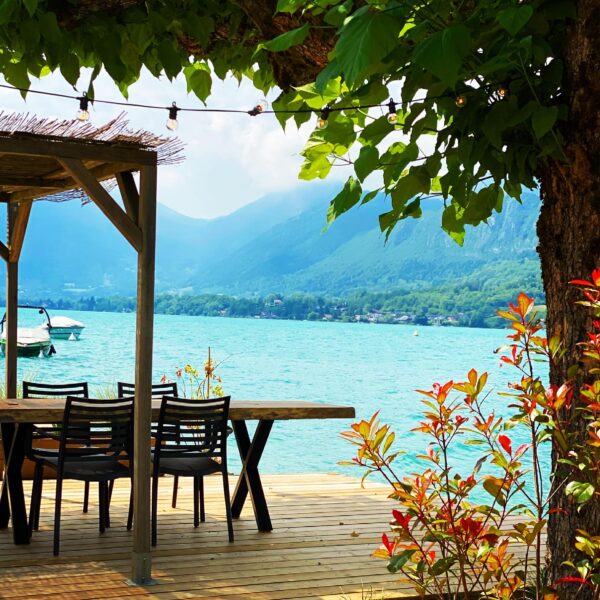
xmin=0 ymin=326 xmax=54 ymax=357
xmin=43 ymin=315 xmax=85 ymax=340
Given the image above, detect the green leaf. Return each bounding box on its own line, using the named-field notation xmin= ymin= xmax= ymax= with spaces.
xmin=442 ymin=203 xmax=466 ymax=246
xmin=276 ymin=0 xmax=305 ymax=13
xmin=4 ymin=60 xmax=29 ymax=92
xmin=335 ymin=8 xmax=400 ymax=87
xmin=326 ymin=176 xmax=362 ymax=225
xmin=324 ymin=1 xmax=352 ymax=27
xmin=299 ymin=155 xmax=331 ymax=180
xmin=391 ymin=172 xmax=429 ymax=209
xmin=157 ymin=40 xmax=182 ymax=80
xmin=431 ymin=557 xmax=456 ymax=576
xmin=412 ymin=25 xmax=472 ymax=87
xmin=497 ymin=5 xmax=534 ymax=36
xmin=566 ymin=481 xmax=595 ymax=504
xmin=354 ymin=146 xmax=379 ymax=182
xmin=532 ymin=105 xmax=558 ymax=139
xmin=59 ymin=52 xmax=80 ymax=86
xmin=22 ymin=0 xmax=37 ymax=17
xmin=263 ymin=23 xmax=309 ymax=52
xmin=387 ymin=549 xmax=415 ymax=573
xmin=0 ymin=0 xmax=16 ymax=25
xmin=359 ymin=116 xmax=393 ymax=147
xmin=185 ymin=63 xmax=212 ymax=103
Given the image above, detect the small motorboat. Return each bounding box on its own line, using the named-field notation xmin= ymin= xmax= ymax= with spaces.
xmin=0 ymin=326 xmax=55 ymax=357
xmin=43 ymin=315 xmax=85 ymax=340
xmin=0 ymin=305 xmax=56 ymax=357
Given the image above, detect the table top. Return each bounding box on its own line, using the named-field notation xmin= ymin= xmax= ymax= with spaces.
xmin=0 ymin=398 xmax=355 ymax=424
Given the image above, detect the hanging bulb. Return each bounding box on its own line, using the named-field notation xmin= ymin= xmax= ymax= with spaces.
xmin=498 ymin=84 xmax=509 ymax=99
xmin=77 ymin=92 xmax=90 ymax=122
xmin=166 ymin=102 xmax=179 ymax=131
xmin=248 ymin=98 xmax=269 ymax=116
xmin=317 ymin=105 xmax=330 ymax=129
xmin=455 ymin=94 xmax=467 ymax=108
xmin=387 ymin=98 xmax=398 ymax=125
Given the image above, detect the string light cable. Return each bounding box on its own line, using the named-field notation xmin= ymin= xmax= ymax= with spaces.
xmin=0 ymin=79 xmax=513 ymax=131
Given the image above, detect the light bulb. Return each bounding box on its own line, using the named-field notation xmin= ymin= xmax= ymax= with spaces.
xmin=166 ymin=102 xmax=179 ymax=131
xmin=77 ymin=92 xmax=90 ymax=122
xmin=386 ymin=98 xmax=398 ymax=125
xmin=316 ymin=105 xmax=330 ymax=130
xmin=256 ymin=98 xmax=268 ymax=113
xmin=498 ymin=85 xmax=509 ymax=99
xmin=455 ymin=95 xmax=467 ymax=108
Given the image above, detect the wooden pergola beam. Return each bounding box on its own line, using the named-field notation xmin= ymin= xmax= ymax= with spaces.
xmin=58 ymin=158 xmax=142 ymax=252
xmin=0 ymin=241 xmax=8 ymax=263
xmin=0 ymin=136 xmax=157 ymax=165
xmin=116 ymin=171 xmax=139 ymax=224
xmin=0 ymin=176 xmax=67 ymax=189
xmin=9 ymin=201 xmax=32 ymax=263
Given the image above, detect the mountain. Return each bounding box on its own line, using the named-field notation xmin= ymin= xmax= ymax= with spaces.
xmin=7 ymin=184 xmax=541 ymax=299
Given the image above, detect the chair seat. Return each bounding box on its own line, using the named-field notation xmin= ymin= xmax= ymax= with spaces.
xmin=153 ymin=455 xmax=221 ymax=477
xmin=41 ymin=457 xmax=131 ymax=482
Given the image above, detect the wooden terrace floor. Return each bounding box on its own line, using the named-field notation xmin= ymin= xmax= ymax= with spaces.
xmin=0 ymin=473 xmax=413 ymax=599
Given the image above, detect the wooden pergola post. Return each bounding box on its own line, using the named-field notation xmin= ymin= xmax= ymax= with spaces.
xmin=0 ymin=120 xmax=175 ymax=583
xmin=132 ymin=165 xmax=157 ymax=584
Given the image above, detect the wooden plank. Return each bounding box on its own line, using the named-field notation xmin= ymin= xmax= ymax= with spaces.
xmin=0 ymin=176 xmax=66 ymax=189
xmin=9 ymin=201 xmax=32 ymax=263
xmin=0 ymin=136 xmax=157 ymax=166
xmin=116 ymin=172 xmax=139 ymax=224
xmin=0 ymin=399 xmax=356 ymax=424
xmin=58 ymin=158 xmax=141 ymax=252
xmin=131 ymin=164 xmax=157 ymax=584
xmin=0 ymin=474 xmax=542 ymax=600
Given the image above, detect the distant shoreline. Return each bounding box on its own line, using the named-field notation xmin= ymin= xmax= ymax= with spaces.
xmin=21 ymin=284 xmax=546 ymax=330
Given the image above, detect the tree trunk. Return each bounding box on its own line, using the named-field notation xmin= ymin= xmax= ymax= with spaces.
xmin=537 ymin=0 xmax=600 ymax=592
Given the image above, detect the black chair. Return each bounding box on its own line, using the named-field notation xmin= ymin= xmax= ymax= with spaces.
xmin=152 ymin=395 xmax=233 ymax=547
xmin=22 ymin=381 xmax=91 ymax=526
xmin=116 ymin=381 xmax=181 ymax=507
xmin=29 ymin=396 xmax=134 ymax=556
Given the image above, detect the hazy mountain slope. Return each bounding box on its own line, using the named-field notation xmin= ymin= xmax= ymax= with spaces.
xmin=5 ymin=184 xmax=541 ymax=298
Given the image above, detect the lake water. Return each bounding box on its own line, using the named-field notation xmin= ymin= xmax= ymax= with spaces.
xmin=8 ymin=309 xmax=547 ymax=485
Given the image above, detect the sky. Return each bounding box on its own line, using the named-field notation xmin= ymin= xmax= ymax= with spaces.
xmin=0 ymin=68 xmax=348 ymax=219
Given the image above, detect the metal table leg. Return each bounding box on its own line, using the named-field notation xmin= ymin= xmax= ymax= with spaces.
xmin=231 ymin=419 xmax=273 ymax=532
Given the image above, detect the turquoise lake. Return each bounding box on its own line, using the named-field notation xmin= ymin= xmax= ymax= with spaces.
xmin=8 ymin=309 xmax=546 ymax=484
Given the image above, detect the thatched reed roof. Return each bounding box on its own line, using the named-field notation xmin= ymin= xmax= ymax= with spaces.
xmin=0 ymin=112 xmax=184 ymax=203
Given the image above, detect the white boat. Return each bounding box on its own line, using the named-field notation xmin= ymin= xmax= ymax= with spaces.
xmin=43 ymin=315 xmax=85 ymax=340
xmin=0 ymin=326 xmax=54 ymax=357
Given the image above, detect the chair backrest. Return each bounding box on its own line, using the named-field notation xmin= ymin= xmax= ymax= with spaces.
xmin=23 ymin=381 xmax=88 ymax=399
xmin=117 ymin=381 xmax=178 ymax=399
xmin=59 ymin=397 xmax=134 ymax=464
xmin=155 ymin=395 xmax=230 ymax=460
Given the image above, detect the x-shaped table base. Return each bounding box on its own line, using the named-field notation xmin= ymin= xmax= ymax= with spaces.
xmin=231 ymin=419 xmax=273 ymax=532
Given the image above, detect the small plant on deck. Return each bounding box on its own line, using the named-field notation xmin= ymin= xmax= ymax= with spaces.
xmin=162 ymin=346 xmax=225 ymax=399
xmin=342 ymin=269 xmax=600 ymax=599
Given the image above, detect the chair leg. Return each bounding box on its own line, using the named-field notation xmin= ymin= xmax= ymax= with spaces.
xmin=222 ymin=470 xmax=234 ymax=543
xmin=108 ymin=479 xmax=114 ymax=504
xmin=151 ymin=471 xmax=159 ymax=547
xmin=127 ymin=478 xmax=133 ymax=531
xmin=29 ymin=461 xmax=43 ymax=535
xmin=193 ymin=476 xmax=199 ymax=528
xmin=83 ymin=481 xmax=89 ymax=513
xmin=104 ymin=482 xmax=111 ymax=528
xmin=53 ymin=475 xmax=63 ymax=556
xmin=99 ymin=481 xmax=106 ymax=534
xmin=171 ymin=475 xmax=179 ymax=508
xmin=199 ymin=476 xmax=205 ymax=522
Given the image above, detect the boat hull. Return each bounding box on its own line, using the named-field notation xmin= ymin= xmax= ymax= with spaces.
xmin=0 ymin=339 xmax=54 ymax=357
xmin=49 ymin=327 xmax=84 ymax=340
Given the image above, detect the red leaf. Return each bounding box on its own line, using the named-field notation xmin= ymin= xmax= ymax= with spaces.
xmin=555 ymin=576 xmax=594 ymax=589
xmin=592 ymin=268 xmax=600 ymax=286
xmin=498 ymin=434 xmax=513 ymax=455
xmin=569 ymin=279 xmax=593 ymax=287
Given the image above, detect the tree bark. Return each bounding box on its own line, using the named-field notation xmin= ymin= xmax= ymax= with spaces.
xmin=537 ymin=0 xmax=600 ymax=593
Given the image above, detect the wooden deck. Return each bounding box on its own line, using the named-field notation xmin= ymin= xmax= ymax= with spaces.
xmin=0 ymin=473 xmax=413 ymax=599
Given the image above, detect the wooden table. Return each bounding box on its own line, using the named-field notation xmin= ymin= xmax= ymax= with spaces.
xmin=0 ymin=398 xmax=355 ymax=545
